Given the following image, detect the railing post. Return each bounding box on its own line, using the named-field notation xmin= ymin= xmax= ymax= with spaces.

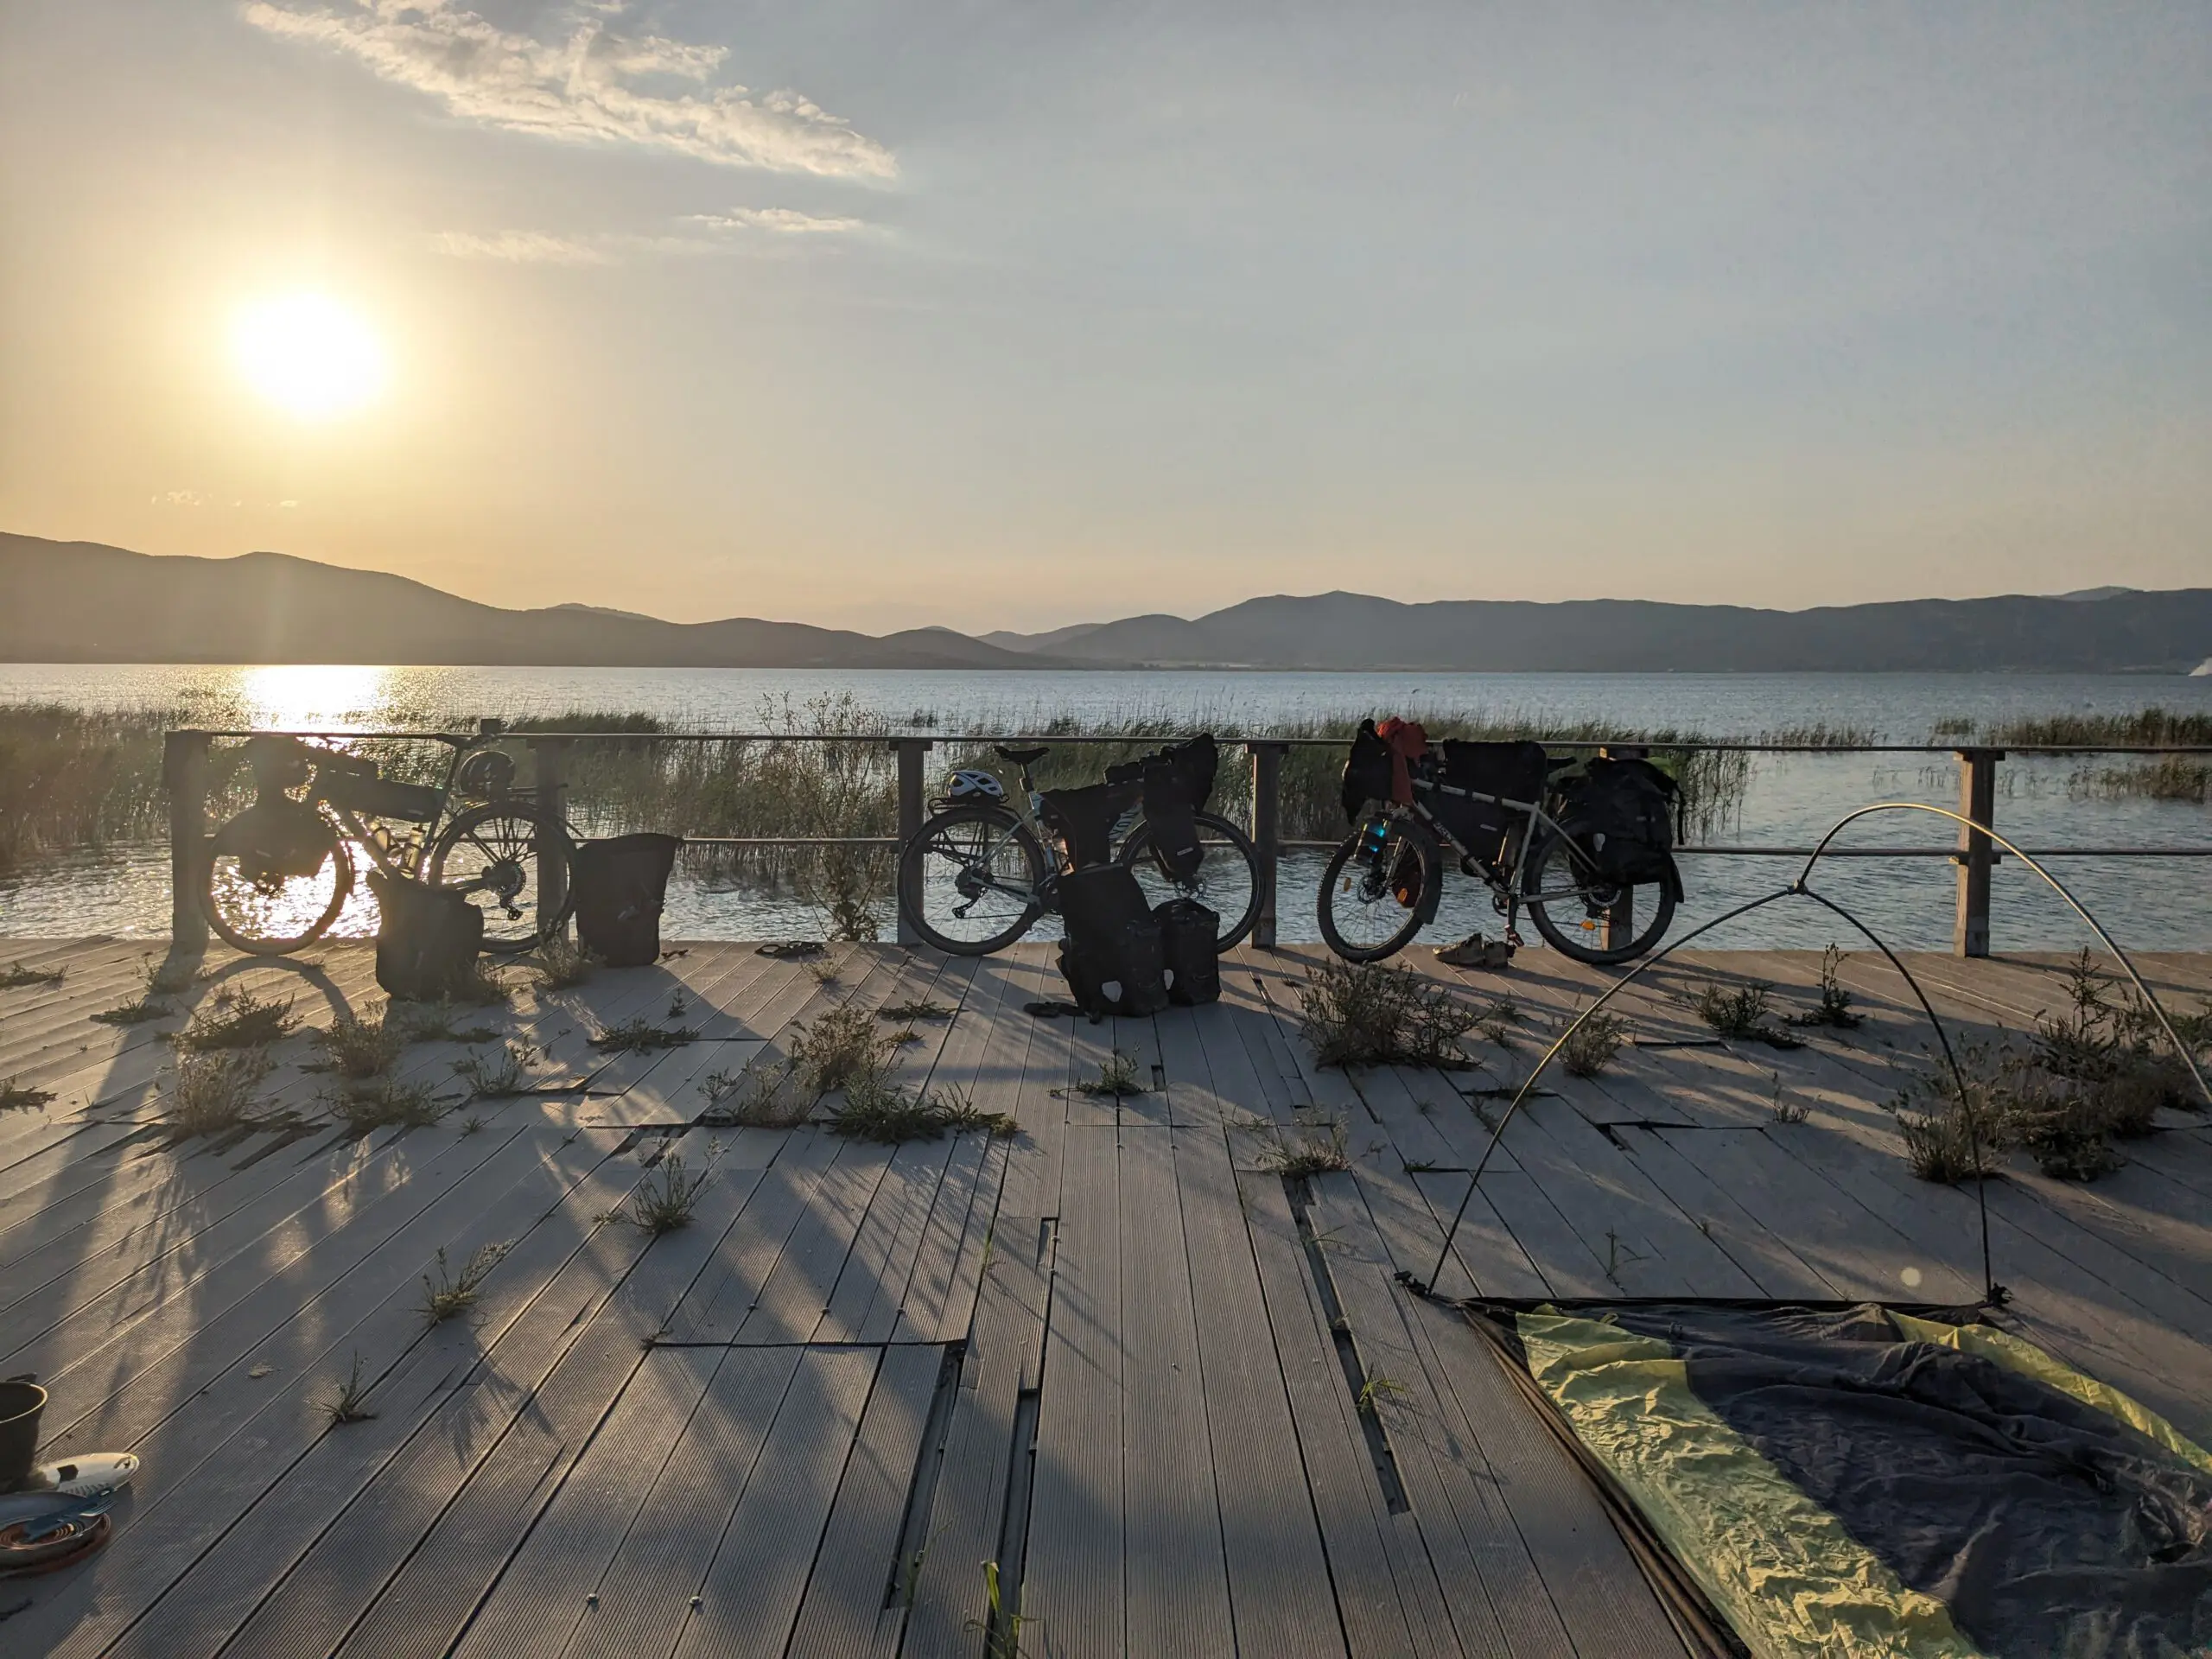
xmin=163 ymin=730 xmax=212 ymax=954
xmin=530 ymin=737 xmax=571 ymax=936
xmin=1953 ymin=747 xmax=2003 ymax=958
xmin=1249 ymin=741 xmax=1287 ymax=950
xmin=893 ymin=738 xmax=932 ymax=947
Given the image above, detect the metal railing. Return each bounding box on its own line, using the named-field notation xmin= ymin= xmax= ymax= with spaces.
xmin=162 ymin=729 xmax=2210 ymax=958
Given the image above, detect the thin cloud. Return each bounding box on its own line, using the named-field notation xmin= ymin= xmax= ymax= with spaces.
xmin=432 ymin=229 xmax=623 ymax=265
xmin=241 ymin=1 xmax=896 ymax=180
xmin=434 ymin=210 xmax=868 ymax=264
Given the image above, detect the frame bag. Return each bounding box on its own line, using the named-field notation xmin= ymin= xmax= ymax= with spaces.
xmin=1055 ymin=866 xmax=1169 ymax=1018
xmin=1154 ymin=898 xmax=1221 ymax=1006
xmin=1429 ymin=740 xmax=1549 ymax=868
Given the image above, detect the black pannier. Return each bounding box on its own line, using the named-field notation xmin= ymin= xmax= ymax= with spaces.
xmin=1426 ymin=741 xmax=1549 ymax=867
xmin=1108 ymin=734 xmax=1218 ymax=882
xmin=1154 ymin=898 xmax=1221 ymax=1006
xmin=369 ymin=870 xmax=484 ymax=1001
xmin=572 ymin=833 xmax=682 ymax=968
xmin=1055 ymin=865 xmax=1170 ymax=1018
xmin=1041 ymin=783 xmax=1133 ymax=870
xmin=1560 ymin=756 xmax=1680 ymax=893
xmin=1340 ymin=720 xmax=1395 ymax=822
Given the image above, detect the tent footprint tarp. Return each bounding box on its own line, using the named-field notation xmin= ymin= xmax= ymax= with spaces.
xmin=1471 ymin=1301 xmax=2212 ymax=1659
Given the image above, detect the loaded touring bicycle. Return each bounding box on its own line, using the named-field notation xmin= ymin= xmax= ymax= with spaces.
xmin=1320 ymin=720 xmax=1686 ymax=966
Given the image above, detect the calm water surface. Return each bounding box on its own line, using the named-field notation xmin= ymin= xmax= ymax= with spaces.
xmin=3 ymin=664 xmax=2207 ymax=951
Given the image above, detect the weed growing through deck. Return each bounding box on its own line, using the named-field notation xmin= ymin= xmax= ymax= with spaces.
xmin=1298 ymin=960 xmax=1478 ymax=1069
xmin=828 ymin=1075 xmax=1015 ymax=1144
xmin=531 ymin=936 xmax=596 ymax=990
xmin=791 ymin=1003 xmax=893 ymax=1095
xmin=1890 ymin=1043 xmax=2014 ymax=1184
xmin=327 ymin=1077 xmax=448 ymax=1134
xmin=1602 ymin=1228 xmax=1647 ymax=1286
xmin=1790 ymin=945 xmax=1863 ymax=1030
xmin=1077 ymin=1050 xmax=1147 ymax=1098
xmin=164 ymin=1049 xmax=277 ymax=1137
xmin=698 ymin=1061 xmax=802 ymax=1128
xmin=0 ymin=961 xmax=66 ymax=988
xmin=320 ymin=1352 xmax=377 ymax=1427
xmin=805 ymin=956 xmax=843 ymax=987
xmin=1769 ymin=1074 xmax=1808 ymax=1125
xmin=1264 ymin=1114 xmax=1352 ymax=1178
xmin=453 ymin=1041 xmax=537 ymax=1099
xmin=1557 ymin=1013 xmax=1627 ymax=1078
xmin=1355 ymin=1371 xmax=1411 ymax=1420
xmin=174 ymin=988 xmax=299 ymax=1052
xmin=447 ymin=961 xmax=512 ymax=1007
xmin=589 ymin=1017 xmax=700 ymax=1055
xmin=459 ymin=1114 xmax=487 ymax=1137
xmin=966 ymin=1559 xmax=1036 ymax=1659
xmin=395 ymin=1000 xmax=500 ymax=1046
xmin=1696 ymin=982 xmax=1770 ymax=1039
xmin=1478 ymin=997 xmax=1521 ymax=1048
xmin=1 ymin=1078 xmax=58 ymax=1112
xmin=419 ymin=1242 xmax=510 ymax=1325
xmin=612 ymin=1152 xmax=711 ymax=1233
xmin=309 ymin=1003 xmax=404 ymax=1079
xmin=666 ymin=990 xmax=689 ymax=1020
xmin=881 ymin=1000 xmax=954 ymax=1023
xmin=885 ymin=1024 xmax=922 ymax=1047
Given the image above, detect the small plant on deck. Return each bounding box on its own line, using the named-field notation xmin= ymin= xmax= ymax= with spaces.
xmin=1298 ymin=961 xmax=1478 ymax=1069
xmin=828 ymin=1075 xmax=1015 ymax=1144
xmin=1354 ymin=1370 xmax=1411 ymax=1420
xmin=1077 ymin=1050 xmax=1147 ymax=1098
xmin=699 ymin=1060 xmax=807 ymax=1129
xmin=589 ymin=1017 xmax=700 ymax=1055
xmin=453 ymin=1041 xmax=537 ymax=1099
xmin=396 ymin=1000 xmax=501 ymax=1046
xmin=612 ymin=1151 xmax=711 ymax=1233
xmin=327 ymin=1077 xmax=447 ymax=1134
xmin=531 ymin=936 xmax=597 ymax=990
xmin=320 ymin=1352 xmax=377 ymax=1427
xmin=881 ymin=999 xmax=954 ymax=1024
xmin=1768 ymin=1073 xmax=1808 ymax=1125
xmin=1695 ymin=982 xmax=1805 ymax=1049
xmin=419 ymin=1241 xmax=511 ymax=1325
xmin=1 ymin=1077 xmax=58 ymax=1113
xmin=174 ymin=988 xmax=299 ymax=1052
xmin=1556 ymin=1012 xmax=1628 ymax=1078
xmin=1264 ymin=1114 xmax=1352 ymax=1178
xmin=791 ymin=1003 xmax=893 ymax=1095
xmin=0 ymin=961 xmax=67 ymax=988
xmin=1790 ymin=945 xmax=1863 ymax=1030
xmin=164 ymin=1048 xmax=277 ymax=1137
xmin=1889 ymin=1044 xmax=2014 ymax=1184
xmin=309 ymin=1002 xmax=404 ymax=1079
xmin=965 ymin=1559 xmax=1035 ymax=1659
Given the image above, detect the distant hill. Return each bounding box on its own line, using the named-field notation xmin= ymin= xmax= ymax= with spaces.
xmin=4 ymin=533 xmax=2207 ymax=672
xmin=982 ymin=589 xmax=2212 ymax=672
xmin=0 ymin=536 xmax=1064 ymax=670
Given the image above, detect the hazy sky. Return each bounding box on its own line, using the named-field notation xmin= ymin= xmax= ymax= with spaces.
xmin=3 ymin=2 xmax=2206 ymax=632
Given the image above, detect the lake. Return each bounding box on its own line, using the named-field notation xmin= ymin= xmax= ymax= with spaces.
xmin=3 ymin=664 xmax=2208 ymax=954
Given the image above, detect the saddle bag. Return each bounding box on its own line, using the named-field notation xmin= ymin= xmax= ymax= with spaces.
xmin=1560 ymin=757 xmax=1681 ymax=893
xmin=572 ymin=833 xmax=681 ymax=968
xmin=369 ymin=870 xmax=484 ymax=1001
xmin=1040 ymin=783 xmax=1132 ymax=871
xmin=1054 ymin=865 xmax=1169 ymax=1019
xmin=1428 ymin=740 xmax=1548 ymax=867
xmin=1154 ymin=899 xmax=1221 ymax=1006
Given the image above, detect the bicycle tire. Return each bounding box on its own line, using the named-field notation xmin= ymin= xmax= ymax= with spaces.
xmin=897 ymin=803 xmax=1050 ymax=956
xmin=202 ymin=813 xmax=354 ymax=956
xmin=1117 ymin=810 xmax=1265 ymax=950
xmin=1317 ymin=817 xmax=1437 ymax=963
xmin=427 ymin=802 xmax=577 ymax=955
xmin=1520 ymin=831 xmax=1676 ymax=966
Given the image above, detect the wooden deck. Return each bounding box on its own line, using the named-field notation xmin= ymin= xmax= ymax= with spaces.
xmin=2 ymin=937 xmax=2209 ymax=1656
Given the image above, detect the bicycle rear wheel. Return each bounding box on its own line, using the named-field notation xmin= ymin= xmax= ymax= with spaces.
xmin=1118 ymin=810 xmax=1264 ymax=950
xmin=1317 ymin=816 xmax=1437 ymax=963
xmin=897 ymin=804 xmax=1049 ymax=956
xmin=426 ymin=804 xmax=576 ymax=955
xmin=1520 ymin=831 xmax=1676 ymax=965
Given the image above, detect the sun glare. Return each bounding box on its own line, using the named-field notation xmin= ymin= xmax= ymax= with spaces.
xmin=231 ymin=292 xmax=389 ymax=419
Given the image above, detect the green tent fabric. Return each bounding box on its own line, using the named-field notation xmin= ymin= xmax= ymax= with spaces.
xmin=1490 ymin=1303 xmax=2212 ymax=1659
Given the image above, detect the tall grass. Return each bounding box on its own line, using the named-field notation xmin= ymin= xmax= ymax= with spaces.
xmin=0 ymin=705 xmax=173 ymax=873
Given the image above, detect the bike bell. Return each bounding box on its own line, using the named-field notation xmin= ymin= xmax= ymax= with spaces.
xmin=944 ymin=768 xmax=1006 ymax=803
xmin=456 ymin=749 xmax=517 ymax=800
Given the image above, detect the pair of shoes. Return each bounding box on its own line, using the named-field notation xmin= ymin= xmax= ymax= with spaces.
xmin=1434 ymin=933 xmax=1514 ymax=970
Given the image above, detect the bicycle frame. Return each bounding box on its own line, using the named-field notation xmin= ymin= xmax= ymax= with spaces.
xmin=1387 ymin=776 xmax=1597 ymax=909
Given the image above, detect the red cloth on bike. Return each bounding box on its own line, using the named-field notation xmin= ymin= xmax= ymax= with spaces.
xmin=1374 ymin=718 xmax=1429 ymax=805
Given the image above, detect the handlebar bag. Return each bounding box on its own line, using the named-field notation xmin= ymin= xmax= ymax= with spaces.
xmin=1054 ymin=865 xmax=1169 ymax=1018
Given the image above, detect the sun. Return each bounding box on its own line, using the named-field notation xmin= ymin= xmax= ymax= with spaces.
xmin=231 ymin=292 xmax=389 ymax=419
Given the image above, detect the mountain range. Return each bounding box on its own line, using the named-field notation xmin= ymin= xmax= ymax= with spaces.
xmin=5 ymin=533 xmax=2208 ymax=673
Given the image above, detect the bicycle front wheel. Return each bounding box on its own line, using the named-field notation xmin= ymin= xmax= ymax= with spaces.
xmin=1520 ymin=832 xmax=1676 ymax=966
xmin=1118 ymin=810 xmax=1265 ymax=950
xmin=1317 ymin=816 xmax=1437 ymax=963
xmin=203 ymin=810 xmax=353 ymax=955
xmin=427 ymin=804 xmax=576 ymax=955
xmin=897 ymin=804 xmax=1049 ymax=956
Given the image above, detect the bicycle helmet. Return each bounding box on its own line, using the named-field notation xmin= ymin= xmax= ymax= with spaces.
xmin=943 ymin=768 xmax=1006 ymax=803
xmin=455 ymin=749 xmax=517 ymax=799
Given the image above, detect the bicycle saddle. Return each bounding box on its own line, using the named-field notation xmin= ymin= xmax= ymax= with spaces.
xmin=994 ymin=745 xmax=1049 ymax=766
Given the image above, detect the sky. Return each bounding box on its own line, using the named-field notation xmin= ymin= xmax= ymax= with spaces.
xmin=2 ymin=2 xmax=2207 ymax=633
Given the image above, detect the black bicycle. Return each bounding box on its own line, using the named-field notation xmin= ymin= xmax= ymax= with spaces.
xmin=202 ymin=725 xmax=576 ymax=957
xmin=897 ymin=742 xmax=1264 ymax=955
xmin=1319 ymin=736 xmax=1682 ymax=966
